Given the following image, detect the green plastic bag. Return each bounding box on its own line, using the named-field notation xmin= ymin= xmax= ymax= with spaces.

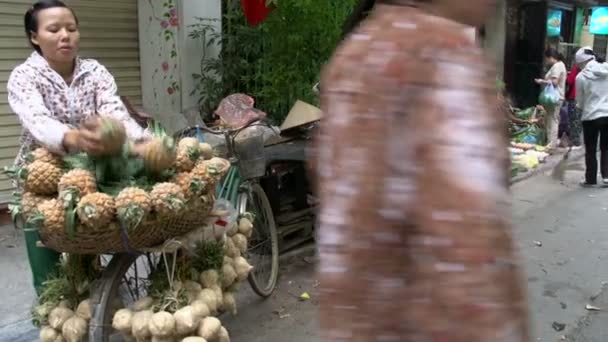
xmin=539 ymin=84 xmax=560 ymax=107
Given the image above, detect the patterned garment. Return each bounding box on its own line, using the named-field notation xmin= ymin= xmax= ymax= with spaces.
xmin=316 ymin=5 xmax=530 ymax=342
xmin=567 ymin=100 xmax=583 ymax=146
xmin=7 ymin=52 xmax=149 ymax=165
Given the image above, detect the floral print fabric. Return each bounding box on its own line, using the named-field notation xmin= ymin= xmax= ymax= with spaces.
xmin=316 ymin=5 xmax=530 ymax=342
xmin=7 ymin=52 xmax=149 ymax=165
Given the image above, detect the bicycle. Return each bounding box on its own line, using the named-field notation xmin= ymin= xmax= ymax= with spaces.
xmin=88 ymin=119 xmax=279 ymax=341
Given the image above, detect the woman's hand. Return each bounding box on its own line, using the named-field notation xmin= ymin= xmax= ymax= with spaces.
xmin=77 ymin=117 xmax=122 ymax=156
xmin=534 ymin=78 xmax=547 ymax=85
xmin=62 ymin=129 xmax=82 ymax=153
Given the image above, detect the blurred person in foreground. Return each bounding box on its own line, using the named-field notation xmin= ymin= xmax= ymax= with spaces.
xmin=315 ymin=0 xmax=531 ymax=341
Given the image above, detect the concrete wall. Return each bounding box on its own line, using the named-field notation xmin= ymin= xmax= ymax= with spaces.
xmin=138 ymin=0 xmax=221 ymax=129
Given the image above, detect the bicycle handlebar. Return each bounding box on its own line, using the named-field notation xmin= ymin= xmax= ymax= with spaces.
xmin=173 ymin=117 xmax=269 ymax=139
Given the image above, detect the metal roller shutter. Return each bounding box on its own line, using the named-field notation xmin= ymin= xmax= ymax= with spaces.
xmin=0 ymin=0 xmax=142 ymax=203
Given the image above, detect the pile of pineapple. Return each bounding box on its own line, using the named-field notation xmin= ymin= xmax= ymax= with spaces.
xmin=6 ymin=125 xmax=230 ymax=253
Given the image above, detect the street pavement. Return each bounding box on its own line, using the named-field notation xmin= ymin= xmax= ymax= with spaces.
xmin=4 ymin=155 xmax=608 ymax=341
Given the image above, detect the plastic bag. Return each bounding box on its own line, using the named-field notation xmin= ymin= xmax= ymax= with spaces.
xmin=539 ymin=84 xmax=560 ymax=107
xmin=215 ymin=94 xmax=267 ymax=128
xmin=235 ymin=125 xmax=280 ymax=145
xmin=513 ymin=124 xmax=545 ymax=145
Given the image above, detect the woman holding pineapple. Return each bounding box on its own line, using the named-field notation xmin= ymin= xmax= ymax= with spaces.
xmin=7 ymin=0 xmax=152 ymax=294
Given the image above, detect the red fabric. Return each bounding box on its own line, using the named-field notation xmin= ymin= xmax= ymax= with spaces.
xmin=566 ymin=64 xmax=579 ymax=100
xmin=240 ymin=0 xmax=274 ymax=26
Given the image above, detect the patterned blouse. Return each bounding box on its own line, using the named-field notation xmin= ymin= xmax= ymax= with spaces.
xmin=7 ymin=52 xmax=149 ymax=165
xmin=316 ymin=4 xmax=530 ymax=341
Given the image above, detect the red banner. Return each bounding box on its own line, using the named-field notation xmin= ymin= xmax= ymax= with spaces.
xmin=240 ymin=0 xmax=275 ymax=26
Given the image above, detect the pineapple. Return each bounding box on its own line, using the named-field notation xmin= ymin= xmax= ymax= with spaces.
xmin=171 ymin=172 xmax=206 ymax=199
xmin=150 ymin=182 xmax=185 ymax=217
xmin=97 ymin=116 xmax=127 ymax=156
xmin=7 ymin=191 xmax=50 ymax=224
xmin=141 ymin=137 xmax=176 ymax=173
xmin=26 ymin=148 xmax=62 ymax=168
xmin=30 ymin=199 xmax=65 ymax=234
xmin=22 ymin=161 xmax=63 ymax=195
xmin=190 ymin=160 xmax=208 ymax=181
xmin=22 ymin=192 xmax=51 ymax=219
xmin=192 ymin=157 xmax=229 ymax=186
xmin=58 ymin=169 xmax=97 ymax=198
xmin=199 ymin=142 xmax=213 ymax=160
xmin=174 ymin=137 xmax=201 ymax=172
xmin=115 ymin=187 xmax=152 ymax=228
xmin=178 ymin=137 xmax=201 ymax=154
xmin=77 ymin=192 xmax=115 ymax=230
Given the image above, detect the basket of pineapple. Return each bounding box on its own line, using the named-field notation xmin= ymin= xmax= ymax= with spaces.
xmin=4 ymin=118 xmax=231 ymax=254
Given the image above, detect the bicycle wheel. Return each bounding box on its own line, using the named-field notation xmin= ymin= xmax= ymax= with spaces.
xmin=237 ymin=183 xmax=279 ymax=298
xmin=89 ymin=253 xmax=161 ymax=342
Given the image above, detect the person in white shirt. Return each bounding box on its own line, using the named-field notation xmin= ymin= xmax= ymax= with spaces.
xmin=574 ymin=47 xmax=608 ymax=187
xmin=535 ymin=48 xmax=567 ymax=149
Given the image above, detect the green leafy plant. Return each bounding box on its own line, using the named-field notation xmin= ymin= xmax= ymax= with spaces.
xmin=190 ymin=0 xmax=357 ymax=121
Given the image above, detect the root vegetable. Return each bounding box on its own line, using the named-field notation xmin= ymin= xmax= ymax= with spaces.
xmin=238 ymin=218 xmax=253 ymax=238
xmin=184 ymin=280 xmax=202 ymax=293
xmin=184 ymin=280 xmax=203 ymax=303
xmin=226 ymin=222 xmax=238 ymax=237
xmin=199 ymin=270 xmax=219 ymax=288
xmin=131 ymin=310 xmax=154 ymax=340
xmin=224 ymin=238 xmax=240 ymax=258
xmin=76 ymin=300 xmax=92 ymax=321
xmin=199 ymin=143 xmax=213 ymax=160
xmin=210 ymin=285 xmax=223 ymax=305
xmin=221 ymin=264 xmax=237 ymax=288
xmin=133 ymin=297 xmax=154 ymax=311
xmin=112 ymin=308 xmax=134 ymax=334
xmin=149 ymin=311 xmax=176 ymax=337
xmin=222 ymin=292 xmax=237 ymax=316
xmin=174 ymin=306 xmax=199 ymax=335
xmin=231 ymin=234 xmax=247 ymax=254
xmin=196 ymin=289 xmax=218 ymax=313
xmin=182 ymin=337 xmax=207 ymax=342
xmin=151 ymin=337 xmax=175 ymax=342
xmin=62 ymin=315 xmax=87 ymax=342
xmin=223 ymin=256 xmax=233 ymax=266
xmin=218 ymin=326 xmax=230 ymax=342
xmin=233 ymin=257 xmax=253 ymax=281
xmin=197 ymin=317 xmax=221 ymax=340
xmin=49 ymin=307 xmax=74 ymax=330
xmin=191 ymin=300 xmax=210 ymax=319
xmin=40 ymin=326 xmax=60 ymax=342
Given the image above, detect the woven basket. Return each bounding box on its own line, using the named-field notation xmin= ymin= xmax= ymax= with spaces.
xmin=38 ymin=158 xmax=232 ymax=255
xmin=39 ymin=201 xmax=213 ymax=254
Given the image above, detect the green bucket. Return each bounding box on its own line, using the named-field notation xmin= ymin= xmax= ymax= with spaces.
xmin=23 ymin=227 xmax=60 ymax=296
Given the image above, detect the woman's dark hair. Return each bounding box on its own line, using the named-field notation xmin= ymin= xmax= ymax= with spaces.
xmin=24 ymin=0 xmax=78 ymax=54
xmin=544 ymin=48 xmax=564 ymax=61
